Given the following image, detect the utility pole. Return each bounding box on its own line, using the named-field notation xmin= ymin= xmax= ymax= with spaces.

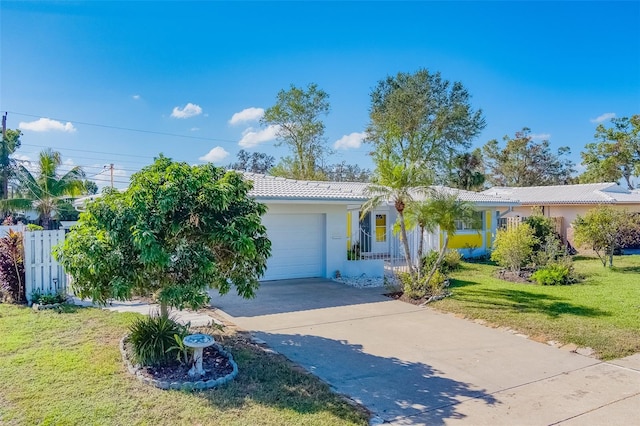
xmin=109 ymin=163 xmax=114 ymax=188
xmin=2 ymin=112 xmax=8 ymax=199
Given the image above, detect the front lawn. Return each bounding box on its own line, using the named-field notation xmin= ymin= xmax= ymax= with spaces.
xmin=433 ymin=255 xmax=640 ymax=360
xmin=0 ymin=305 xmax=368 ymax=425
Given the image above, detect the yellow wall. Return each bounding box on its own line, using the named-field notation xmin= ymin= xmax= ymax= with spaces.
xmin=346 ymin=211 xmax=352 ymax=248
xmin=447 ymin=233 xmax=483 ymax=249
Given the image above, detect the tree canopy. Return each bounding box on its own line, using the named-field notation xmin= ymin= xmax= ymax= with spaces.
xmin=1 ymin=149 xmax=85 ymax=229
xmin=450 ymin=149 xmax=486 ymax=191
xmin=228 ymin=149 xmax=275 ymax=174
xmin=1 ymin=128 xmax=22 ymax=199
xmin=322 ymin=161 xmax=372 ymax=182
xmin=366 ymin=68 xmax=485 ymax=178
xmin=262 ymin=83 xmax=330 ymax=180
xmin=483 ymin=128 xmax=575 ymax=187
xmin=55 ymin=156 xmax=271 ymax=311
xmin=573 ymin=206 xmax=632 ymax=268
xmin=579 ymin=115 xmax=640 ymax=189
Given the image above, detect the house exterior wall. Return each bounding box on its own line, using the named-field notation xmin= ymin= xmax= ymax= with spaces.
xmin=508 ymin=204 xmax=640 ymax=244
xmin=439 ymin=209 xmax=497 ymax=258
xmin=264 ymin=202 xmax=347 ymax=279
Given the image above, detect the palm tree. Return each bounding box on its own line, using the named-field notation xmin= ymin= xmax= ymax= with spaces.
xmin=361 ymin=159 xmax=431 ymax=278
xmin=415 ymin=189 xmax=478 ymax=285
xmin=1 ymin=149 xmax=85 ymax=229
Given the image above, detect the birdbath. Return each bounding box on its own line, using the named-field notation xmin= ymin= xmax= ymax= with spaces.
xmin=183 ymin=333 xmax=215 ymax=377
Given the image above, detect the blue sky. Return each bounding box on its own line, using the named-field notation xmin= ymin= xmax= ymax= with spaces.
xmin=1 ymin=1 xmax=639 ymax=188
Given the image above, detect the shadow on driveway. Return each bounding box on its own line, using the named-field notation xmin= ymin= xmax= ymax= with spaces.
xmin=209 ymin=278 xmax=389 ymax=317
xmin=253 ymin=331 xmax=499 ymax=425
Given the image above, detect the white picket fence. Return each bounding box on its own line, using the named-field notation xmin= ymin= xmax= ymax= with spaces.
xmin=22 ymin=230 xmax=67 ymax=302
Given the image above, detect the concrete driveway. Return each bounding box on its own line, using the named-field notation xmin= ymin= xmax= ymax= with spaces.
xmin=209 ymin=279 xmax=640 ymax=425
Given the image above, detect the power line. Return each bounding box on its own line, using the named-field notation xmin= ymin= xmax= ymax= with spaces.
xmin=6 ymin=111 xmax=238 ymax=144
xmin=19 ymin=143 xmax=156 ymax=160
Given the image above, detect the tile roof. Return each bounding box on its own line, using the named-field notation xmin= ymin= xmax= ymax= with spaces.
xmin=428 ymin=186 xmax=519 ymax=205
xmin=243 ymin=173 xmax=518 ymax=205
xmin=243 ymin=172 xmax=370 ymax=201
xmin=481 ymin=183 xmax=640 ymax=205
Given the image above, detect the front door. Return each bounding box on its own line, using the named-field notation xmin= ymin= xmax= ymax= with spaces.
xmin=359 ymin=211 xmax=371 ymax=253
xmin=372 ymin=213 xmax=388 ymax=253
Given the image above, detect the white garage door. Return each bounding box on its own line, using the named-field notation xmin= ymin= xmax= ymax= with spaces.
xmin=261 ymin=214 xmax=324 ymax=280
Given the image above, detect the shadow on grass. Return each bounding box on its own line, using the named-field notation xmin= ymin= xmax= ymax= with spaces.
xmin=611 ymin=265 xmax=640 ymax=274
xmin=202 ymin=332 xmax=499 ymax=425
xmin=451 ymin=288 xmax=610 ymax=319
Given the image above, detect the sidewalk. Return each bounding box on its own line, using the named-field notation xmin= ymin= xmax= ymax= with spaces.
xmin=71 ymin=297 xmax=218 ymax=327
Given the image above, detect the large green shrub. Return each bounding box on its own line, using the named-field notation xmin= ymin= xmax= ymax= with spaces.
xmin=421 ymin=250 xmax=462 ymax=274
xmin=531 ymin=263 xmax=570 ymax=285
xmin=128 ymin=312 xmax=190 ymax=367
xmin=491 ymin=224 xmax=537 ymax=272
xmin=524 ymin=210 xmax=557 ymax=253
xmin=398 ymin=270 xmax=448 ymax=300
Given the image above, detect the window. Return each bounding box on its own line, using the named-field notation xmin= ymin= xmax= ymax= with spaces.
xmin=455 ymin=211 xmax=483 ymax=231
xmin=375 ymin=214 xmax=386 ymax=242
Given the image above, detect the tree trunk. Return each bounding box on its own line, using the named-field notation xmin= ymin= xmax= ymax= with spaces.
xmin=416 ymin=225 xmax=425 ymax=277
xmin=398 ymin=211 xmax=415 ymax=278
xmin=425 ymin=234 xmax=449 ymax=289
xmin=160 ymin=302 xmax=169 ymax=317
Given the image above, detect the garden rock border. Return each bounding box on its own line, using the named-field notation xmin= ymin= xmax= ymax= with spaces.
xmin=119 ymin=335 xmax=238 ymax=391
xmin=32 ymin=302 xmax=65 ymax=311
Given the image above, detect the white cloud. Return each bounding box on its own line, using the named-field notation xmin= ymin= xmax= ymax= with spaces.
xmin=19 ymin=118 xmax=76 ymax=133
xmin=590 ymin=112 xmax=616 ymax=123
xmin=199 ymin=146 xmax=229 ymax=163
xmin=171 ymin=102 xmax=203 ymax=119
xmin=238 ymin=125 xmax=280 ymax=148
xmin=229 ymin=107 xmax=264 ymax=125
xmin=190 ymin=127 xmax=200 ymax=132
xmin=333 ymin=132 xmax=367 ymax=150
xmin=132 ymin=94 xmax=141 ymax=100
xmin=529 ymin=133 xmax=551 ymax=140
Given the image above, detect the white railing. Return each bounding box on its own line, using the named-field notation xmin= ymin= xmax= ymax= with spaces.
xmin=347 ymin=226 xmax=440 ymax=274
xmin=23 ymin=230 xmax=67 ymax=302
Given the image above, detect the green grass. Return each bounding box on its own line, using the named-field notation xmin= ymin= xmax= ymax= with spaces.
xmin=0 ymin=305 xmax=368 ymax=426
xmin=433 ymin=255 xmax=640 ymax=360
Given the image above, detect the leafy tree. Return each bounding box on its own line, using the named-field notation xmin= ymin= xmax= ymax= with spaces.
xmin=580 ymin=115 xmax=640 ymax=189
xmin=407 ymin=191 xmax=478 ymax=287
xmin=573 ymin=206 xmax=631 ymax=267
xmin=617 ymin=213 xmax=640 ymax=250
xmin=322 ymin=161 xmax=372 ymax=182
xmin=54 ymin=155 xmax=272 ymax=313
xmin=366 ymin=68 xmax=485 ymax=177
xmin=0 ymin=230 xmax=25 ymax=302
xmin=1 ymin=149 xmax=85 ymax=229
xmin=523 ymin=207 xmax=558 ymax=252
xmin=450 ymin=149 xmax=485 ymax=190
xmin=483 ymin=128 xmax=575 ymax=186
xmin=83 ymin=180 xmax=98 ymax=195
xmin=491 ymin=223 xmax=537 ymax=273
xmin=361 ymin=160 xmax=431 ymax=278
xmin=228 ymin=149 xmax=275 ymax=174
xmin=262 ymin=83 xmax=330 ymax=180
xmin=1 ymin=129 xmax=22 ymax=200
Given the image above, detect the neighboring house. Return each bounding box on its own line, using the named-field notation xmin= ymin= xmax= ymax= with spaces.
xmin=482 ymin=183 xmax=640 ymax=245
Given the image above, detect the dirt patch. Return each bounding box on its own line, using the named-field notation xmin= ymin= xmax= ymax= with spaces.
xmin=495 ymin=268 xmax=535 ymax=283
xmin=135 ymin=345 xmax=233 ymax=383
